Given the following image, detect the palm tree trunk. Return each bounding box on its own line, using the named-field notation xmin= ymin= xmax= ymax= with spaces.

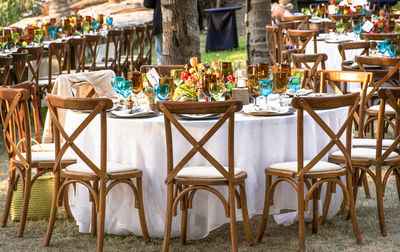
xmin=246 ymin=0 xmax=271 ymax=66
xmin=49 ymin=0 xmax=71 ymax=18
xmin=161 ymin=0 xmax=201 ymax=65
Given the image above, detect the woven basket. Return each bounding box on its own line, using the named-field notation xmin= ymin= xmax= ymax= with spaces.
xmin=10 ymin=175 xmax=54 ymax=221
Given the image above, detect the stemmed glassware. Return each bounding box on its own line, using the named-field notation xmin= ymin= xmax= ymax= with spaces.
xmin=106 ymin=16 xmax=113 ymax=29
xmin=160 ymin=76 xmax=174 ymax=100
xmin=273 ymin=71 xmax=288 ymax=106
xmin=0 ymin=36 xmax=7 ymax=52
xmin=81 ymin=21 xmax=90 ymax=35
xmin=387 ymin=44 xmax=398 ymax=58
xmin=34 ymin=29 xmax=43 ymax=45
xmin=301 ymin=7 xmax=309 ymax=16
xmin=318 ymin=4 xmax=326 ymax=18
xmin=247 ymin=75 xmax=261 ymax=107
xmin=92 ymin=20 xmax=100 ymax=32
xmin=128 ymin=72 xmax=143 ymax=110
xmin=49 ymin=25 xmax=57 ymax=40
xmin=155 ymin=83 xmax=170 ymax=101
xmin=112 ymin=76 xmax=124 ymax=94
xmin=309 ymin=4 xmax=318 ymax=18
xmin=119 ymin=80 xmax=133 ymax=100
xmin=352 ymin=21 xmax=362 ymax=40
xmin=202 ymin=74 xmax=216 ymax=100
xmin=12 ymin=32 xmax=20 ymax=48
xmin=259 ymin=78 xmax=273 ymax=101
xmin=336 ymin=20 xmax=346 ymax=38
xmin=288 ymin=76 xmax=301 ymax=95
xmin=377 ymin=40 xmax=388 ymax=56
xmin=209 ymin=82 xmax=226 ymax=101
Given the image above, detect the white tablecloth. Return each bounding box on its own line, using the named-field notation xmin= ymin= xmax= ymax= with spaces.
xmin=64 ymin=107 xmax=347 ymax=238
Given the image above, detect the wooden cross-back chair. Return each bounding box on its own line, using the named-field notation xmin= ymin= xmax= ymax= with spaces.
xmin=338 ymin=41 xmax=377 ymax=71
xmin=65 ymin=36 xmax=86 ymax=74
xmin=322 ymin=21 xmax=337 ymax=33
xmin=281 ymin=15 xmax=310 ymax=29
xmin=99 ymin=29 xmax=123 ymax=76
xmin=328 ymin=14 xmax=365 ymax=22
xmin=286 ymin=29 xmax=319 ymax=54
xmin=0 ymin=87 xmax=76 ymax=237
xmin=143 ymin=24 xmax=153 ymax=66
xmin=44 ymin=94 xmax=150 ymax=252
xmin=292 ymin=53 xmax=328 ymax=91
xmin=10 ymin=51 xmax=28 ymax=85
xmin=156 ymin=101 xmax=254 ymax=252
xmin=121 ymin=27 xmax=136 ymax=77
xmin=84 ymin=34 xmax=101 ymax=71
xmin=256 ymin=93 xmax=362 ymax=252
xmin=361 ymin=33 xmax=399 ymax=41
xmin=266 ymin=25 xmax=279 ymax=66
xmin=0 ymin=56 xmax=13 ymax=86
xmin=133 ymin=25 xmax=146 ymax=71
xmin=276 ymin=22 xmax=298 ymax=62
xmin=329 ymin=88 xmax=400 ymax=237
xmin=139 ymin=64 xmax=185 ymax=76
xmin=355 ymin=56 xmax=400 ymax=138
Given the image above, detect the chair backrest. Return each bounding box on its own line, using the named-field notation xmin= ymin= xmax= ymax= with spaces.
xmin=0 ymin=87 xmax=31 ymax=163
xmin=355 ymin=56 xmax=400 ymax=101
xmin=281 ymin=15 xmax=310 ymax=29
xmin=0 ymin=56 xmax=13 ymax=86
xmin=291 ymin=93 xmax=360 ymax=176
xmin=17 ymin=46 xmax=43 ymax=85
xmin=143 ymin=24 xmax=154 ymax=66
xmin=286 ymin=29 xmax=319 ymax=54
xmin=317 ymin=70 xmax=373 ymax=138
xmin=292 ymin=53 xmax=327 ymax=91
xmin=338 ymin=41 xmax=377 ymax=61
xmin=140 ymin=64 xmax=185 ymax=76
xmin=156 ymin=101 xmax=242 ymax=184
xmin=105 ymin=29 xmax=124 ymax=75
xmin=322 ymin=21 xmax=337 ymax=33
xmin=48 ymin=41 xmax=68 ymax=90
xmin=266 ymin=25 xmax=279 ymax=65
xmin=46 ymin=94 xmax=113 ymax=176
xmin=122 ymin=27 xmax=136 ymax=74
xmin=11 ymin=51 xmax=28 ymax=85
xmin=133 ymin=25 xmax=146 ymax=70
xmin=329 ymin=14 xmax=364 ymax=22
xmin=67 ymin=37 xmax=86 ymax=74
xmin=376 ymin=88 xmax=400 ymax=160
xmin=361 ymin=33 xmax=399 ymax=41
xmin=85 ymin=34 xmax=101 ymax=71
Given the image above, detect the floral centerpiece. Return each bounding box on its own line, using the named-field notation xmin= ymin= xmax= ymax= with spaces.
xmin=370 ymin=15 xmax=389 ymax=33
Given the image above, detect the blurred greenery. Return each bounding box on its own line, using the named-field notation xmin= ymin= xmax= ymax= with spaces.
xmin=0 ymin=0 xmax=41 ymax=26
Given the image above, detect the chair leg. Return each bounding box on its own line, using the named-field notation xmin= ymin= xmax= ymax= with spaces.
xmin=361 ymin=171 xmax=371 ymax=199
xmin=1 ymin=169 xmax=16 ymax=227
xmin=180 ymin=185 xmax=188 ymax=245
xmin=346 ymin=171 xmax=362 ymax=244
xmin=96 ymin=180 xmax=106 ymax=252
xmin=17 ymin=169 xmax=31 ymax=237
xmin=348 ymin=169 xmax=360 ymax=220
xmin=44 ymin=173 xmax=60 ymax=246
xmin=228 ymin=183 xmax=238 ymax=252
xmin=312 ymin=179 xmax=318 ymax=234
xmin=63 ymin=189 xmax=75 ymax=222
xmin=239 ymin=183 xmax=254 ymax=245
xmin=394 ymin=168 xmax=400 ymax=202
xmin=162 ymin=183 xmax=174 ymax=252
xmin=91 ymin=181 xmax=98 ymax=237
xmin=298 ymin=178 xmax=306 ymax=252
xmin=319 ymin=181 xmax=332 ymax=226
xmin=256 ymin=175 xmax=271 ymax=242
xmin=136 ymin=177 xmax=150 ymax=242
xmin=375 ymin=165 xmax=387 ymax=236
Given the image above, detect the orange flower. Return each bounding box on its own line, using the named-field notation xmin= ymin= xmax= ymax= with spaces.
xmin=190 ymin=57 xmax=198 ymax=67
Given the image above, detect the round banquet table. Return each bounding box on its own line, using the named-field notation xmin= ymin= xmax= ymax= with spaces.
xmin=64 ymin=106 xmax=347 ymax=238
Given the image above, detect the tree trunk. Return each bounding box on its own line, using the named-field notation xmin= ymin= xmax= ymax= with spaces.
xmin=246 ymin=0 xmax=271 ymax=66
xmin=161 ymin=0 xmax=200 ymax=65
xmin=49 ymin=0 xmax=71 ymax=18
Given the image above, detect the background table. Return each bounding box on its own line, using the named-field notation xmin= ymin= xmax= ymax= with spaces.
xmin=65 ymin=107 xmax=347 ymax=238
xmin=204 ymin=6 xmax=242 ymax=51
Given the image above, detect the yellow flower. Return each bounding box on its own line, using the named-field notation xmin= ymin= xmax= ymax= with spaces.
xmin=22 ymin=41 xmax=27 ymax=47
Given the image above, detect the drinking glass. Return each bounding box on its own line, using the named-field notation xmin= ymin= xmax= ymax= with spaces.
xmin=256 ymin=62 xmax=269 ymax=78
xmin=202 ymin=74 xmax=216 ymax=99
xmin=352 ymin=21 xmax=362 ymax=40
xmin=155 ymin=83 xmax=170 ymax=101
xmin=120 ymin=80 xmax=133 ymax=99
xmin=273 ymin=71 xmax=288 ymax=106
xmin=318 ymin=4 xmax=326 ymax=18
xmin=280 ymin=63 xmax=291 ymax=76
xmin=220 ymin=61 xmax=233 ymax=78
xmin=301 ymin=7 xmax=309 ymax=15
xmin=92 ymin=20 xmax=99 ymax=32
xmin=128 ymin=72 xmax=143 ymax=94
xmin=111 ymin=76 xmax=124 ymax=94
xmin=170 ymin=69 xmax=183 ymax=86
xmin=85 ymin=16 xmax=92 ymax=22
xmin=12 ymin=32 xmax=20 ymax=48
xmin=160 ymin=76 xmax=174 ymax=100
xmin=34 ymin=29 xmax=43 ymax=44
xmin=377 ymin=41 xmax=388 ymax=55
xmin=49 ymin=25 xmax=57 ymax=40
xmin=336 ymin=21 xmax=346 ymax=37
xmin=209 ymin=82 xmax=226 ymax=101
xmin=98 ymin=14 xmax=104 ymax=25
xmin=0 ymin=36 xmax=7 ymax=52
xmin=259 ymin=78 xmax=273 ymax=99
xmin=106 ymin=16 xmax=113 ymax=27
xmin=50 ymin=18 xmax=56 ymax=25
xmin=247 ymin=74 xmax=261 ymax=106
xmin=82 ymin=21 xmax=90 ymax=35
xmin=388 ymin=44 xmax=398 ymax=58
xmin=395 ymin=24 xmax=400 ymax=34
xmin=288 ymin=76 xmax=301 ymax=94
xmin=309 ymin=4 xmax=318 ymax=18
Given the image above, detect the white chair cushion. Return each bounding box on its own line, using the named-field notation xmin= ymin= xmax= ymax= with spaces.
xmin=65 ymin=162 xmax=137 ymax=174
xmin=270 ymin=160 xmax=342 ymax=173
xmin=177 ymin=166 xmax=243 ymax=179
xmin=16 ymin=151 xmax=76 ymax=162
xmin=32 ymin=143 xmax=56 ymax=152
xmin=368 ymin=104 xmax=395 ymax=112
xmin=331 ymin=147 xmax=398 ymax=159
xmin=353 ymin=138 xmax=395 ymax=147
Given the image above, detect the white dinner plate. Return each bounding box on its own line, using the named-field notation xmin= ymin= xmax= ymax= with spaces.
xmin=242 ymin=107 xmax=296 ymax=117
xmin=176 ymin=114 xmax=221 ymax=120
xmin=110 ymin=109 xmax=159 ymax=118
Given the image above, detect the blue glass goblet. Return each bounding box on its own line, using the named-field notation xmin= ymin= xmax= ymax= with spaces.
xmin=111 ymin=76 xmax=124 ymax=94
xmin=377 ymin=41 xmax=388 ymax=55
xmin=388 ymin=44 xmax=398 ymax=58
xmin=49 ymin=26 xmax=57 ymax=40
xmin=288 ymin=76 xmax=301 ymax=95
xmin=259 ymin=78 xmax=273 ymax=98
xmin=155 ymin=83 xmax=170 ymax=101
xmin=106 ymin=16 xmax=113 ymax=27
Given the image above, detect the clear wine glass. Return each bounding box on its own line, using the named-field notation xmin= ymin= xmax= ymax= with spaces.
xmin=209 ymin=82 xmax=226 ymax=101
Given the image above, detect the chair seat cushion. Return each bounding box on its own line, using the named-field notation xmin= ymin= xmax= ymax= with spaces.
xmin=32 ymin=143 xmax=56 ymax=152
xmin=269 ymin=160 xmax=342 ymax=173
xmin=368 ymin=104 xmax=395 ymax=112
xmin=38 ymin=79 xmax=55 ymax=86
xmin=16 ymin=151 xmax=76 ymax=162
xmin=331 ymin=147 xmax=398 ymax=159
xmin=353 ymin=138 xmax=395 ymax=147
xmin=65 ymin=162 xmax=137 ymax=174
xmin=177 ymin=166 xmax=243 ymax=179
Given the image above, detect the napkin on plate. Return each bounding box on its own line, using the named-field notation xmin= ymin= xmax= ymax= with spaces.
xmin=243 ymin=104 xmax=289 ymax=114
